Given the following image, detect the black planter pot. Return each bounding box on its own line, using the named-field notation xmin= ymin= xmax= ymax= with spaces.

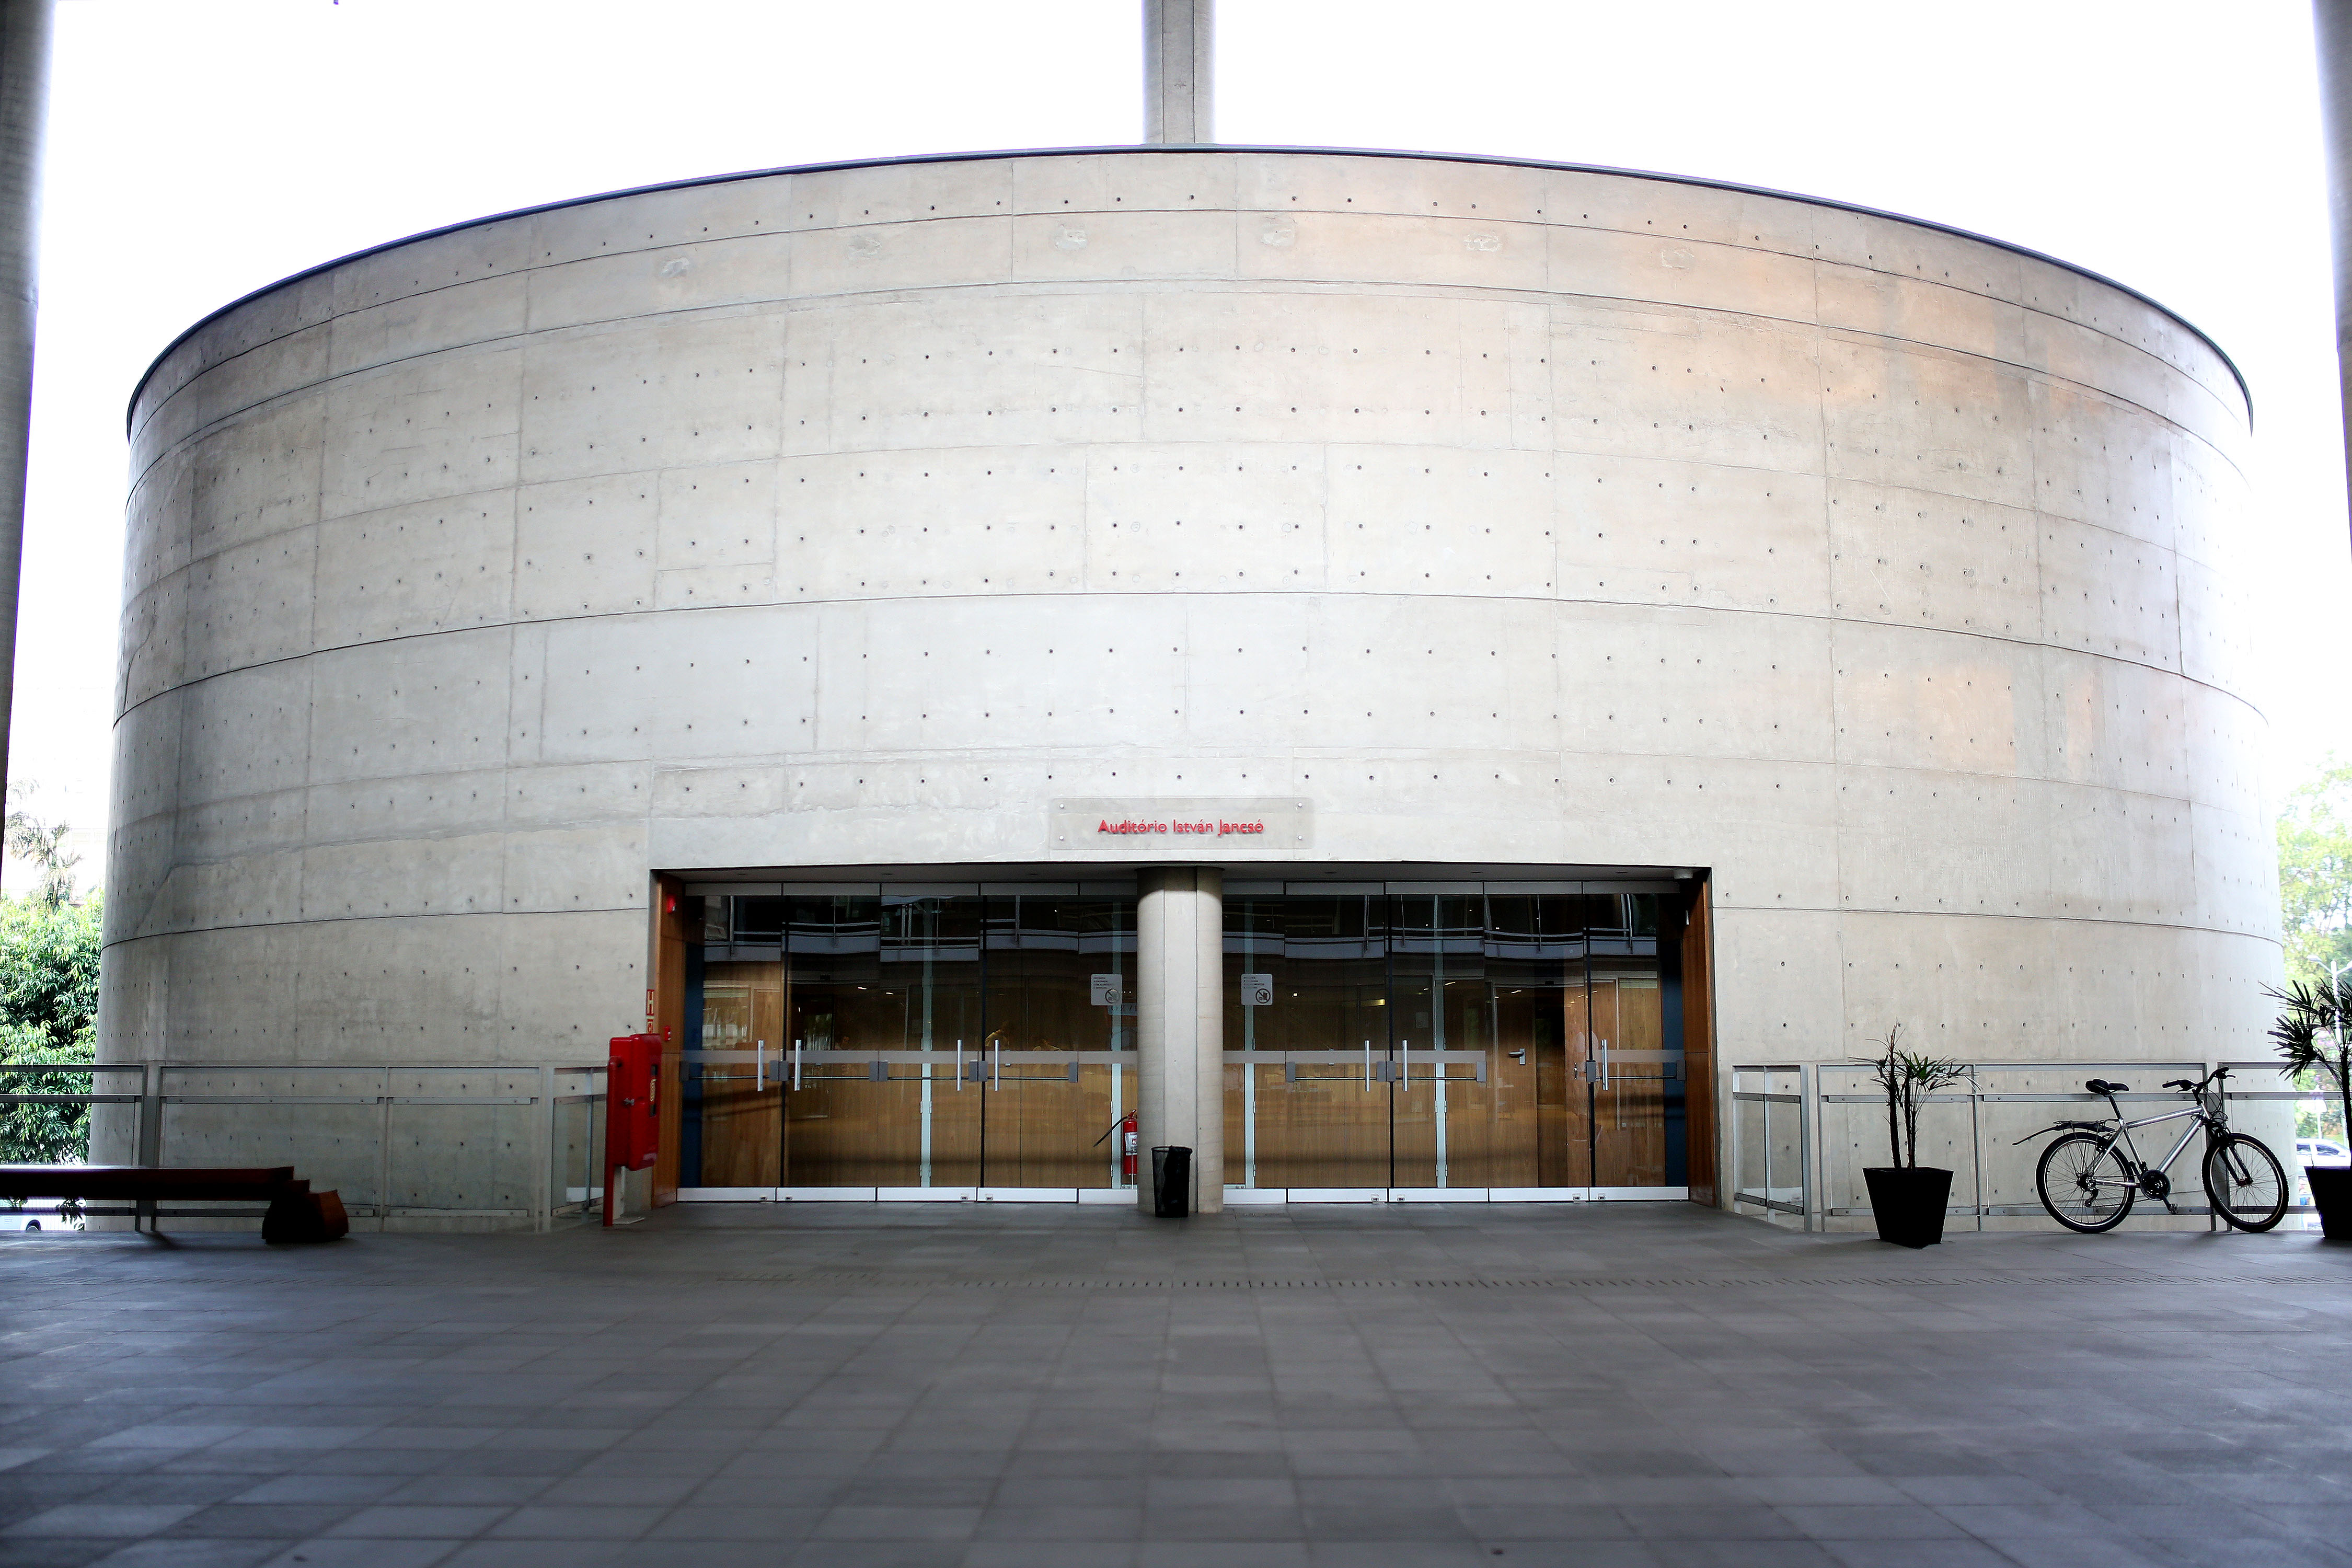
xmin=2307 ymin=1166 xmax=2352 ymax=1241
xmin=1863 ymin=1166 xmax=1954 ymax=1249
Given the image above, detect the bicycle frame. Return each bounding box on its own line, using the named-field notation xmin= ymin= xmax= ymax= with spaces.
xmin=2059 ymin=1071 xmax=2239 ymax=1201
xmin=2084 ymin=1102 xmax=2213 ymax=1192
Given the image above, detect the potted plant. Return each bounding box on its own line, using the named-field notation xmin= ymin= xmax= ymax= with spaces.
xmin=1856 ymin=1026 xmax=1967 ymax=1248
xmin=2267 ymin=975 xmax=2352 ymax=1240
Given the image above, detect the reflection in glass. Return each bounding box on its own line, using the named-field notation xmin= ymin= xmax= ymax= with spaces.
xmin=685 ymin=892 xmax=1136 ymax=1190
xmin=684 ymin=886 xmax=1688 ymax=1193
xmin=1221 ymin=891 xmax=1686 ymax=1191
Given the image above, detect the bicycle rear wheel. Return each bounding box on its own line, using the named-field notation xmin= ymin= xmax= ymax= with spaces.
xmin=2203 ymin=1133 xmax=2288 ymax=1232
xmin=2036 ymin=1133 xmax=2135 ymax=1232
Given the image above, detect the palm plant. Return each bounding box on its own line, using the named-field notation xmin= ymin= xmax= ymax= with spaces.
xmin=2268 ymin=976 xmax=2352 ymax=1152
xmin=1855 ymin=1024 xmax=1970 ymax=1168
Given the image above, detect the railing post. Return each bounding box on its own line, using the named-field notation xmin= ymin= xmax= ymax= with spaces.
xmin=1727 ymin=1067 xmax=1742 ymax=1212
xmin=1801 ymin=1062 xmax=1819 ymax=1233
xmin=536 ymin=1063 xmax=553 ymax=1233
xmin=135 ymin=1060 xmax=163 ymax=1232
xmin=376 ymin=1067 xmax=393 ymax=1235
xmin=1970 ymin=1062 xmax=1985 ymax=1232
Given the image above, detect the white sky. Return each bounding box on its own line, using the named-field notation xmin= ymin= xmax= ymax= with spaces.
xmin=9 ymin=0 xmax=2348 ymax=896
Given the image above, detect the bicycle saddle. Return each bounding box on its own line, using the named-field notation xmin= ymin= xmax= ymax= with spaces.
xmin=2086 ymin=1079 xmax=2130 ymax=1094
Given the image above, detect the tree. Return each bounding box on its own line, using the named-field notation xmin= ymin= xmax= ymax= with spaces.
xmin=2278 ymin=756 xmax=2352 ymax=989
xmin=0 ymin=893 xmax=102 ymax=1164
xmin=3 ymin=782 xmax=78 ymax=909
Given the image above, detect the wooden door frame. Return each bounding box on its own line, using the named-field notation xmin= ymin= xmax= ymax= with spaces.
xmin=1681 ymin=872 xmax=1719 ymax=1207
xmin=650 ymin=872 xmax=694 ymax=1207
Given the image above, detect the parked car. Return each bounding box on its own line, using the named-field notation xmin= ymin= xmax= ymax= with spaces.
xmin=2297 ymin=1138 xmax=2349 ymax=1168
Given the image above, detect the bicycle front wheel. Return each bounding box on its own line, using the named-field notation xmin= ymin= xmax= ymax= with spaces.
xmin=2037 ymin=1133 xmax=2135 ymax=1232
xmin=2203 ymin=1133 xmax=2288 ymax=1232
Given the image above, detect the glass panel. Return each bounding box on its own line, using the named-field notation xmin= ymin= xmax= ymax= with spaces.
xmin=683 ymin=882 xmax=1692 ymax=1195
xmin=786 ymin=895 xmax=984 ymax=1187
xmin=1390 ymin=894 xmax=1492 ymax=1189
xmin=1221 ymin=889 xmax=1684 ymax=1192
xmin=1224 ymin=893 xmax=1391 ymax=1188
xmin=1488 ymin=893 xmax=1588 ymax=1189
xmin=1585 ymin=894 xmax=1684 ymax=1189
xmin=697 ymin=960 xmax=781 ymax=1186
xmin=982 ymin=895 xmax=1133 ymax=1189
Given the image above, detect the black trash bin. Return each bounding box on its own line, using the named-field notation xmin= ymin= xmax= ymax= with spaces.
xmin=1151 ymin=1146 xmax=1192 ymax=1218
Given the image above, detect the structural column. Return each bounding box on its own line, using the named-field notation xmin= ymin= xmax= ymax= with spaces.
xmin=1135 ymin=866 xmax=1223 ymax=1213
xmin=1143 ymin=0 xmax=1212 ymax=145
xmin=0 ymin=0 xmax=50 ymax=795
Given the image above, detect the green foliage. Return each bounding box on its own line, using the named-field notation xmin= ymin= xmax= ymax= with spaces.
xmin=4 ymin=782 xmax=80 ymax=910
xmin=2269 ymin=975 xmax=2352 ymax=1159
xmin=1855 ymin=1024 xmax=1970 ymax=1169
xmin=1855 ymin=1025 xmax=1968 ymax=1169
xmin=0 ymin=894 xmax=102 ymax=1165
xmin=2278 ymin=756 xmax=2352 ymax=989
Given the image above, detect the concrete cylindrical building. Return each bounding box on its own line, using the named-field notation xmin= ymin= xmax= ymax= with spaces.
xmin=103 ymin=147 xmax=2273 ymax=1217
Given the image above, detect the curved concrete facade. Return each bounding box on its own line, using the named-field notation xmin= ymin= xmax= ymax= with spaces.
xmin=103 ymin=148 xmax=2276 ymax=1178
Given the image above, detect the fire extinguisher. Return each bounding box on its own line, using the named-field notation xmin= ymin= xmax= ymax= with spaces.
xmin=1094 ymin=1110 xmax=1143 ymax=1184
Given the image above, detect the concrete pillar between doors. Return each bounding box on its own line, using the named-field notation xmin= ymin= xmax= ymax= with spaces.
xmin=1135 ymin=867 xmax=1223 ymax=1213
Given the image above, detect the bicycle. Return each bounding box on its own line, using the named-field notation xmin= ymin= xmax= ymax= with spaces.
xmin=2017 ymin=1066 xmax=2288 ymax=1234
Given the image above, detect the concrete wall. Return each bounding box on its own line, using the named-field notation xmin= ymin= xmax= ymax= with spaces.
xmin=105 ymin=150 xmax=2273 ymax=1129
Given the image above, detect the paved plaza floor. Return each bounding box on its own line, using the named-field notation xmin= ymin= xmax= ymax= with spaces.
xmin=1 ymin=1200 xmax=2349 ymax=1567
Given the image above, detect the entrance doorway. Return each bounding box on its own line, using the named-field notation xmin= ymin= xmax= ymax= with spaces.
xmin=1223 ymin=890 xmax=1689 ymax=1196
xmin=684 ymin=890 xmax=1136 ymax=1193
xmin=674 ymin=877 xmax=1708 ymax=1201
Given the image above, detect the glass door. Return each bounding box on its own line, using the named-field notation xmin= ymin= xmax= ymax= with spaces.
xmin=1390 ymin=894 xmax=1496 ymax=1190
xmin=1485 ymin=893 xmax=1587 ymax=1191
xmin=979 ymin=894 xmax=1132 ymax=1190
xmin=784 ymin=894 xmax=984 ymax=1189
xmin=696 ymin=962 xmax=782 ymax=1185
xmin=1222 ymin=887 xmax=1688 ymax=1196
xmin=1224 ymin=892 xmax=1392 ymax=1189
xmin=1579 ymin=894 xmax=1687 ymax=1194
xmin=744 ymin=890 xmax=1135 ymax=1191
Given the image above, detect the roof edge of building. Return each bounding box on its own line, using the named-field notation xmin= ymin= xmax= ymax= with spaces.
xmin=122 ymin=142 xmax=2254 ymax=437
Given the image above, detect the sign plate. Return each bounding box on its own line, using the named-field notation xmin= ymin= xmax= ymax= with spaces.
xmin=1239 ymin=973 xmax=1273 ymax=1007
xmin=1089 ymin=973 xmax=1125 ymax=1007
xmin=1051 ymin=798 xmax=1311 ymax=855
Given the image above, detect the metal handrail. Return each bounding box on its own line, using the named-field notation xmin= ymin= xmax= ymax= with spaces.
xmin=1730 ymin=1059 xmax=2326 ymax=1232
xmin=0 ymin=1059 xmax=611 ymax=1232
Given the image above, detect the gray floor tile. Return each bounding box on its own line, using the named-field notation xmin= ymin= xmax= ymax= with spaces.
xmin=3 ymin=1504 xmax=204 ymax=1538
xmin=324 ymin=1504 xmax=514 ymax=1538
xmin=6 ymin=1204 xmax=2351 ymax=1564
xmin=87 ymin=1543 xmax=289 ymax=1568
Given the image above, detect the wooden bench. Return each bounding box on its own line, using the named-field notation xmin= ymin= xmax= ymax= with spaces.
xmin=0 ymin=1166 xmax=349 ymax=1242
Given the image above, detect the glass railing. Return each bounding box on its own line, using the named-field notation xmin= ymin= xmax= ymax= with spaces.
xmin=0 ymin=1061 xmax=607 ymax=1232
xmin=1732 ymin=1060 xmax=2327 ymax=1233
